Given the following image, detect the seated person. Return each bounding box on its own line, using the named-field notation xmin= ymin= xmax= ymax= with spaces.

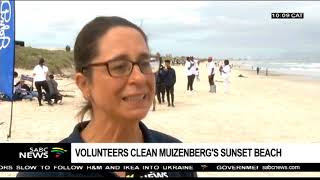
xmin=14 ymin=80 xmax=38 ymax=101
xmin=13 ymin=72 xmax=29 ymax=101
xmin=13 ymin=71 xmax=22 ymax=101
xmin=14 ymin=71 xmax=19 ymax=87
xmin=47 ymin=74 xmax=63 ymax=104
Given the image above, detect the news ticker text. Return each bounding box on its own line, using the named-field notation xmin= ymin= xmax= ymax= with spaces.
xmin=1 ymin=163 xmax=320 ymax=172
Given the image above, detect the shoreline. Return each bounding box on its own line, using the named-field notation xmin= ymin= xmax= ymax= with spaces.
xmin=227 ymin=63 xmax=320 ymax=84
xmin=231 ymin=60 xmax=320 ymax=80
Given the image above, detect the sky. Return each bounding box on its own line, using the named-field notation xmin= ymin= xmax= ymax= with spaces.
xmin=15 ymin=1 xmax=320 ymax=60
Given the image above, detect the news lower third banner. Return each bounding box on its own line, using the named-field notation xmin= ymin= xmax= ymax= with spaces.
xmin=0 ymin=143 xmax=320 ymax=172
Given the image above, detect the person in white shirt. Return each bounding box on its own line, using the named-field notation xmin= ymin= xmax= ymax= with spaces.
xmin=185 ymin=56 xmax=194 ymax=91
xmin=207 ymin=57 xmax=215 ymax=93
xmin=222 ymin=59 xmax=231 ymax=94
xmin=194 ymin=58 xmax=200 ymax=81
xmin=189 ymin=56 xmax=196 ymax=91
xmin=33 ymin=58 xmax=52 ymax=106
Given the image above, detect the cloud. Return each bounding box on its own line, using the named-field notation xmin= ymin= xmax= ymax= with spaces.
xmin=15 ymin=1 xmax=320 ymax=58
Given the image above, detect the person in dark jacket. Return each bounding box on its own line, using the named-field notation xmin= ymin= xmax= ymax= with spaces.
xmin=155 ymin=64 xmax=166 ymax=104
xmin=164 ymin=60 xmax=176 ymax=107
xmin=17 ymin=16 xmax=196 ymax=178
xmin=47 ymin=74 xmax=63 ymax=104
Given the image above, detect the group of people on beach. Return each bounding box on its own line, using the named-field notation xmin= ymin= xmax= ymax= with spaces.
xmin=185 ymin=56 xmax=232 ymax=94
xmin=151 ymin=55 xmax=231 ymax=112
xmin=153 ymin=54 xmax=176 ymax=110
xmin=13 ymin=58 xmax=62 ymax=106
xmin=252 ymin=66 xmax=268 ymax=76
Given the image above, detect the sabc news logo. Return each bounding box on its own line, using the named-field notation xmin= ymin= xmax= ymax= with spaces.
xmin=19 ymin=147 xmax=68 ymax=159
xmin=51 ymin=147 xmax=68 ymax=158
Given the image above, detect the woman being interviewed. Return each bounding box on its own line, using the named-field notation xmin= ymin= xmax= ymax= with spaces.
xmin=17 ymin=16 xmax=196 ymax=177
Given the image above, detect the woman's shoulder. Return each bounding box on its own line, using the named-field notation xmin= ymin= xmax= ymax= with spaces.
xmin=140 ymin=121 xmax=182 ymax=143
xmin=59 ymin=121 xmax=183 ymax=143
xmin=58 ymin=122 xmax=87 ymax=143
xmin=139 ymin=122 xmax=182 ymax=143
xmin=149 ymin=129 xmax=182 ymax=143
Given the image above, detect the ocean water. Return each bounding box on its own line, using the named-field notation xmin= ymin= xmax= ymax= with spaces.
xmin=237 ymin=59 xmax=320 ymax=80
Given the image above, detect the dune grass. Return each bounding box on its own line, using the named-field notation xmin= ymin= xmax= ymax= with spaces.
xmin=15 ymin=46 xmax=74 ymax=74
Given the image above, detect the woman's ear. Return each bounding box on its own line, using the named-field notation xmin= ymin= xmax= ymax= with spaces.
xmin=75 ymin=72 xmax=90 ymax=100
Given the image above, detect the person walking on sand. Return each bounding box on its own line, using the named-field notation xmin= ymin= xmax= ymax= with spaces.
xmin=190 ymin=56 xmax=196 ymax=92
xmin=164 ymin=60 xmax=176 ymax=107
xmin=156 ymin=64 xmax=166 ymax=104
xmin=153 ymin=55 xmax=165 ymax=111
xmin=195 ymin=67 xmax=200 ymax=81
xmin=207 ymin=57 xmax=215 ymax=93
xmin=185 ymin=56 xmax=193 ymax=92
xmin=222 ymin=59 xmax=231 ymax=94
xmin=219 ymin=62 xmax=223 ymax=76
xmin=266 ymin=68 xmax=268 ymax=76
xmin=194 ymin=58 xmax=200 ymax=81
xmin=33 ymin=58 xmax=52 ymax=106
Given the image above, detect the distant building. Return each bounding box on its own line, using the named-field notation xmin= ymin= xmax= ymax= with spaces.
xmin=15 ymin=40 xmax=25 ymax=47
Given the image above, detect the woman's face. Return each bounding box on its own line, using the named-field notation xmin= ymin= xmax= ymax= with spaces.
xmin=86 ymin=27 xmax=155 ymax=122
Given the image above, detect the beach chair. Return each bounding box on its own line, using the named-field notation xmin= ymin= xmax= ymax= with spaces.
xmin=17 ymin=75 xmax=39 ymax=101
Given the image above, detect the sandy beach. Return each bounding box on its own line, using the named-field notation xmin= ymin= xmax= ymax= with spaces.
xmin=1 ymin=63 xmax=320 ymax=177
